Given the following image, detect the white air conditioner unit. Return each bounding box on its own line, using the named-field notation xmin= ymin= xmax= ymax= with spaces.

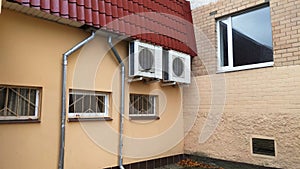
xmin=163 ymin=50 xmax=191 ymax=84
xmin=129 ymin=41 xmax=162 ymax=79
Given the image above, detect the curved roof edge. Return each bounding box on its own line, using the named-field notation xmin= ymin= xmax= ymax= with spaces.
xmin=5 ymin=0 xmax=197 ymax=56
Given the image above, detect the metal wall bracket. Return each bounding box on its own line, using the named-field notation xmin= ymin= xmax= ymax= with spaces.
xmin=128 ymin=77 xmax=143 ymax=83
xmin=144 ymin=78 xmax=160 ymax=84
xmin=161 ymin=82 xmax=177 ymax=87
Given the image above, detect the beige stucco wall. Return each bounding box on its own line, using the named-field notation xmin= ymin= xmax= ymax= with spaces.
xmin=185 ymin=0 xmax=300 ymax=168
xmin=0 ymin=9 xmax=184 ymax=169
xmin=184 ymin=66 xmax=300 ymax=168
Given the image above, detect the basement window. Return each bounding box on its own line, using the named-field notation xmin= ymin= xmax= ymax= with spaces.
xmin=217 ymin=5 xmax=274 ymax=72
xmin=129 ymin=94 xmax=158 ymax=119
xmin=0 ymin=85 xmax=41 ymax=121
xmin=68 ymin=90 xmax=109 ymax=118
xmin=252 ymin=137 xmax=276 ymax=157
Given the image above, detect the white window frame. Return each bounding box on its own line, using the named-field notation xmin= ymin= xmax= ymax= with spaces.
xmin=217 ymin=11 xmax=274 ymax=73
xmin=129 ymin=94 xmax=158 ymax=117
xmin=0 ymin=86 xmax=40 ymax=120
xmin=68 ymin=90 xmax=109 ymax=118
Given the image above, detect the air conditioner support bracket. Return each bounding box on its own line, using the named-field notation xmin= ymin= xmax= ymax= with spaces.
xmin=178 ymin=83 xmax=189 ymax=87
xmin=144 ymin=78 xmax=160 ymax=84
xmin=161 ymin=82 xmax=177 ymax=87
xmin=128 ymin=77 xmax=143 ymax=83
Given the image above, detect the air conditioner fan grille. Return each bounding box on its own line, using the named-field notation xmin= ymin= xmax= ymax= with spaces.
xmin=139 ymin=48 xmax=154 ymax=71
xmin=172 ymin=57 xmax=184 ymax=77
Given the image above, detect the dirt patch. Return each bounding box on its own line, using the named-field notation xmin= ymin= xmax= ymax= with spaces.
xmin=155 ymin=155 xmax=281 ymax=169
xmin=156 ymin=158 xmax=223 ymax=169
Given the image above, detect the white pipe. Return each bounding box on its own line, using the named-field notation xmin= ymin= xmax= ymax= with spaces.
xmin=59 ymin=32 xmax=95 ymax=169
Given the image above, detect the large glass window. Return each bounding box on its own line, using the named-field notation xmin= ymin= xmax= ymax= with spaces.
xmin=217 ymin=6 xmax=273 ymax=72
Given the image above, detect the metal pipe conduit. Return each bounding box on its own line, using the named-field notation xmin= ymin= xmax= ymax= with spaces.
xmin=107 ymin=36 xmax=125 ymax=169
xmin=59 ymin=32 xmax=95 ymax=169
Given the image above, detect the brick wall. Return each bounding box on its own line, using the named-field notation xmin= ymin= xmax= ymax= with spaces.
xmin=185 ymin=0 xmax=300 ymax=168
xmin=271 ymin=0 xmax=300 ymax=66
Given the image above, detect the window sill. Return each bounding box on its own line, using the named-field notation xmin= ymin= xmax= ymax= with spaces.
xmin=217 ymin=62 xmax=273 ymax=73
xmin=129 ymin=116 xmax=160 ymax=120
xmin=251 ymin=153 xmax=276 ymax=159
xmin=68 ymin=117 xmax=113 ymax=122
xmin=0 ymin=119 xmax=40 ymax=124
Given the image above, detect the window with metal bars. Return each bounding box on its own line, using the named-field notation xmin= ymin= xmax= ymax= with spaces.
xmin=129 ymin=94 xmax=157 ymax=117
xmin=0 ymin=85 xmax=40 ymax=120
xmin=68 ymin=90 xmax=109 ymax=118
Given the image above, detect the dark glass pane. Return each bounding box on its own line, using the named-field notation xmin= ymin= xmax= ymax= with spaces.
xmin=18 ymin=89 xmax=29 ymax=116
xmin=29 ymin=104 xmax=35 ymax=116
xmin=7 ymin=88 xmax=17 ymax=116
xmin=147 ymin=97 xmax=151 ymax=114
xmin=139 ymin=96 xmax=143 ymax=114
xmin=28 ymin=89 xmax=36 ymax=116
xmin=232 ymin=7 xmax=273 ymax=66
xmin=20 ymin=88 xmax=29 ymax=98
xmin=30 ymin=89 xmax=36 ymax=104
xmin=0 ymin=88 xmax=7 ymax=111
xmin=150 ymin=96 xmax=155 ymax=115
xmin=83 ymin=95 xmax=90 ymax=113
xmin=146 ymin=98 xmax=151 ymax=114
xmin=252 ymin=138 xmax=275 ymax=156
xmin=69 ymin=94 xmax=75 ymax=113
xmin=97 ymin=96 xmax=105 ymax=113
xmin=129 ymin=95 xmax=134 ymax=115
xmin=134 ymin=96 xmax=139 ymax=114
xmin=90 ymin=95 xmax=97 ymax=113
xmin=0 ymin=87 xmax=4 ymax=115
xmin=219 ymin=20 xmax=229 ymax=67
xmin=134 ymin=95 xmax=138 ymax=114
xmin=75 ymin=94 xmax=83 ymax=113
xmin=142 ymin=96 xmax=148 ymax=114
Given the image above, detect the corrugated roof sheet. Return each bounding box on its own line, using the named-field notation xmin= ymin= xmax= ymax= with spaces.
xmin=6 ymin=0 xmax=197 ymax=56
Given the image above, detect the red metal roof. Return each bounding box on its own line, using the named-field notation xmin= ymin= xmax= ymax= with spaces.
xmin=8 ymin=0 xmax=197 ymax=56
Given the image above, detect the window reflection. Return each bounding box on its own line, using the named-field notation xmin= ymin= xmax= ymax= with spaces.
xmin=232 ymin=7 xmax=273 ymax=66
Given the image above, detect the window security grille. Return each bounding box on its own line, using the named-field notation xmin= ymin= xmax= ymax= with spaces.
xmin=129 ymin=94 xmax=157 ymax=117
xmin=68 ymin=90 xmax=109 ymax=118
xmin=0 ymin=86 xmax=40 ymax=120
